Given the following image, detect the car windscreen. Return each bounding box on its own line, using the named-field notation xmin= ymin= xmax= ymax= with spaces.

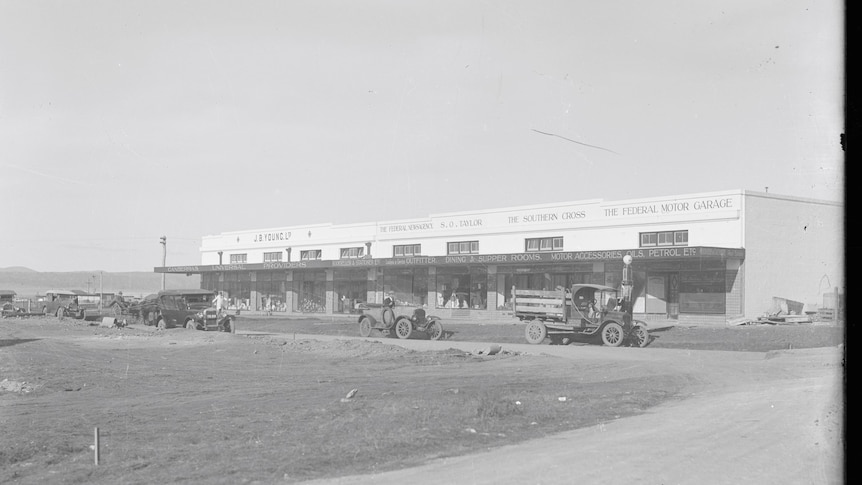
xmin=183 ymin=294 xmax=212 ymax=305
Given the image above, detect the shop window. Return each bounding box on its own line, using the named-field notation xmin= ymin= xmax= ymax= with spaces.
xmin=678 ymin=270 xmax=725 ymax=314
xmin=296 ymin=271 xmax=326 ymax=312
xmin=335 ymin=269 xmax=368 ymax=313
xmin=436 ymin=268 xmax=487 ymax=309
xmin=447 ymin=240 xmax=479 ymax=255
xmin=383 ymin=268 xmax=428 ymax=306
xmin=263 ymin=252 xmax=282 ymax=262
xmin=393 ymin=244 xmax=421 ymax=257
xmin=340 ymin=247 xmax=365 ymax=259
xmin=229 ymin=254 xmax=247 ymax=264
xmin=640 ymin=230 xmax=688 ymax=248
xmin=255 ymin=271 xmax=287 ymax=312
xmin=525 ymin=237 xmax=563 ymax=252
xmin=301 ymin=250 xmax=322 ymax=261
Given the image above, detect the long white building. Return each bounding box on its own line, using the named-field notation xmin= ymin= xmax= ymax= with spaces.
xmin=156 ymin=189 xmax=843 ymax=325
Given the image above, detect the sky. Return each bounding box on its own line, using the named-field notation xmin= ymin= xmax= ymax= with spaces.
xmin=0 ymin=0 xmax=844 ymax=272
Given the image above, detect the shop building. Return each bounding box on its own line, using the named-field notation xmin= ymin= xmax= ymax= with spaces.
xmin=156 ymin=190 xmax=843 ymax=325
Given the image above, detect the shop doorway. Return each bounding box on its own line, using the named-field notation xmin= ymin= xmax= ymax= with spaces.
xmin=646 ymin=275 xmax=668 ymax=314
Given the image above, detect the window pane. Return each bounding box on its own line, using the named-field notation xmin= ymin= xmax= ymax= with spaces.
xmin=436 ymin=272 xmax=471 ymax=308
xmin=553 ymin=237 xmax=563 ymax=250
xmin=540 ymin=238 xmax=552 ymax=250
xmin=448 ymin=242 xmax=458 ymax=254
xmin=394 ymin=246 xmax=403 ymax=256
xmin=470 ymin=241 xmax=478 ymax=252
xmin=526 ymin=239 xmax=539 ymax=251
xmin=675 ymin=231 xmax=688 ymax=244
xmin=460 ymin=242 xmax=470 ymax=253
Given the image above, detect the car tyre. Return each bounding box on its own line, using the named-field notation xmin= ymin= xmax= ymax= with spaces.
xmin=426 ymin=320 xmax=443 ymax=340
xmin=157 ymin=318 xmax=167 ymax=331
xmin=601 ymin=322 xmax=624 ymax=347
xmin=359 ymin=317 xmax=372 ymax=337
xmin=185 ymin=321 xmax=196 ymax=330
xmin=394 ymin=318 xmax=412 ymax=339
xmin=524 ymin=320 xmax=547 ymax=344
xmin=631 ymin=325 xmax=650 ymax=347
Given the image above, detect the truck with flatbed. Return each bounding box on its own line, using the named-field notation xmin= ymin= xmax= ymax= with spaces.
xmin=513 ymin=255 xmax=649 ymax=347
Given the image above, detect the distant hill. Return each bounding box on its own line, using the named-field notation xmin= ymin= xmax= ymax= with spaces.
xmin=0 ymin=271 xmax=201 ymax=298
xmin=0 ymin=266 xmax=38 ymax=273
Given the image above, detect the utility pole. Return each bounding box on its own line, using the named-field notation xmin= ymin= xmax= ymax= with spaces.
xmin=160 ymin=236 xmax=167 ymax=290
xmin=99 ymin=272 xmax=103 ymax=313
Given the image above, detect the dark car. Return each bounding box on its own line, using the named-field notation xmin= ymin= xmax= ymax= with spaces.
xmin=39 ymin=290 xmax=86 ymax=319
xmin=133 ymin=289 xmax=231 ymax=332
xmin=1 ymin=290 xmax=23 ymax=317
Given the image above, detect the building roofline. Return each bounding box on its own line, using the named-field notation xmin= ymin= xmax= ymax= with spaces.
xmin=742 ymin=190 xmax=843 ymax=206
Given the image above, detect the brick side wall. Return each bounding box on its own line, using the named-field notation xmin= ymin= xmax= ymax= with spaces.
xmin=725 ymin=259 xmax=742 ymax=317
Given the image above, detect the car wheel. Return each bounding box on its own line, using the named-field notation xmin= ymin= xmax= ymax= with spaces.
xmin=57 ymin=307 xmax=65 ymax=319
xmin=185 ymin=321 xmax=196 ymax=330
xmin=359 ymin=317 xmax=372 ymax=337
xmin=394 ymin=318 xmax=412 ymax=339
xmin=524 ymin=320 xmax=547 ymax=344
xmin=42 ymin=306 xmax=47 ymax=315
xmin=601 ymin=322 xmax=624 ymax=347
xmin=426 ymin=320 xmax=443 ymax=340
xmin=157 ymin=318 xmax=167 ymax=331
xmin=631 ymin=325 xmax=649 ymax=347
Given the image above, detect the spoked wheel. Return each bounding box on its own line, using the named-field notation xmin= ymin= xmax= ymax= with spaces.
xmin=524 ymin=320 xmax=547 ymax=345
xmin=56 ymin=307 xmax=65 ymax=319
xmin=630 ymin=325 xmax=650 ymax=347
xmin=359 ymin=317 xmax=372 ymax=337
xmin=601 ymin=322 xmax=624 ymax=347
xmin=185 ymin=321 xmax=196 ymax=330
xmin=394 ymin=318 xmax=413 ymax=339
xmin=426 ymin=320 xmax=443 ymax=340
xmin=157 ymin=318 xmax=167 ymax=331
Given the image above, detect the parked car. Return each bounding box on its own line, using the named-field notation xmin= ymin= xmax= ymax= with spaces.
xmin=1 ymin=290 xmax=23 ymax=317
xmin=133 ymin=289 xmax=232 ymax=332
xmin=356 ymin=298 xmax=443 ymax=340
xmin=39 ymin=290 xmax=85 ymax=319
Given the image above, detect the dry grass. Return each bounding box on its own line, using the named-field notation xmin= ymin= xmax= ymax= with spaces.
xmin=1 ymin=321 xmax=685 ymax=484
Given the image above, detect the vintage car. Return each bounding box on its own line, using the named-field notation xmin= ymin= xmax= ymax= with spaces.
xmin=132 ymin=289 xmax=232 ymax=332
xmin=356 ymin=299 xmax=443 ymax=340
xmin=39 ymin=290 xmax=86 ymax=319
xmin=1 ymin=290 xmax=23 ymax=317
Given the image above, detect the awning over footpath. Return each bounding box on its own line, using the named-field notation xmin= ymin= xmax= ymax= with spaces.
xmin=155 ymin=246 xmax=745 ymax=274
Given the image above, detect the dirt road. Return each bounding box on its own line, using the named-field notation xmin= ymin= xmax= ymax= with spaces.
xmin=294 ymin=333 xmax=844 ymax=485
xmin=1 ymin=321 xmax=844 ymax=484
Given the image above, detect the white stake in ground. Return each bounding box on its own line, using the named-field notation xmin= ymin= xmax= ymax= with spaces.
xmin=94 ymin=427 xmax=100 ymax=465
